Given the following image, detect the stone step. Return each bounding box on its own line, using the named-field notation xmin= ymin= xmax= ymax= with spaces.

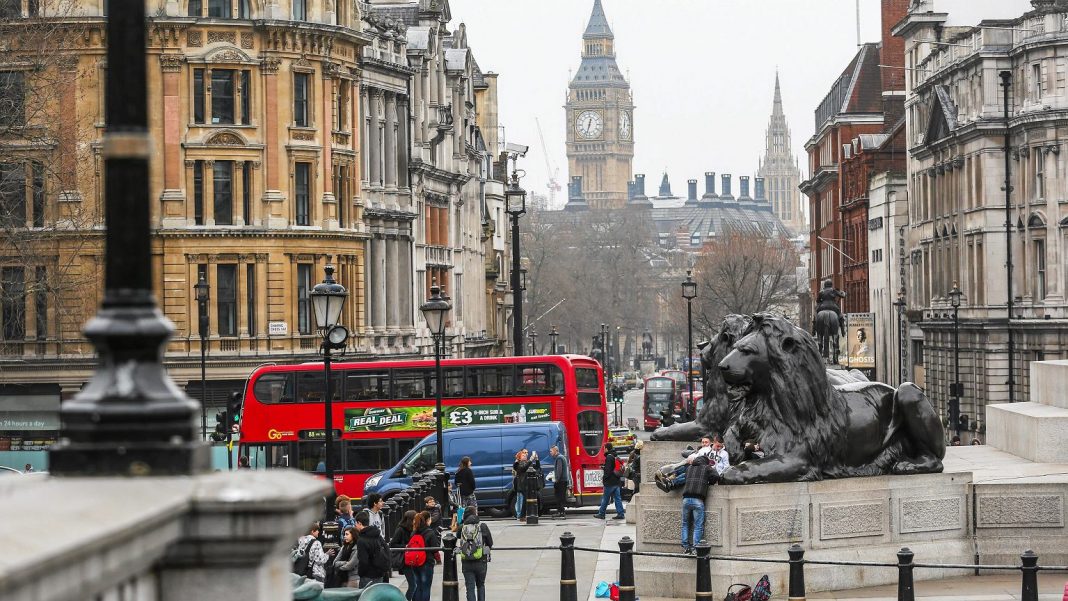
xmin=986 ymin=402 xmax=1068 ymax=463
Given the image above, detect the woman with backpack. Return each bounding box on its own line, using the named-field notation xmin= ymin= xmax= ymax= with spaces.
xmin=332 ymin=527 xmax=358 ymax=587
xmin=405 ymin=511 xmax=441 ymax=601
xmin=390 ymin=510 xmax=417 ymax=600
xmin=458 ymin=505 xmax=493 ymax=601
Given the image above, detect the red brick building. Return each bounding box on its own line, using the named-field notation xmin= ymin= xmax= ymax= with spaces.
xmin=801 ymin=0 xmax=908 ymax=314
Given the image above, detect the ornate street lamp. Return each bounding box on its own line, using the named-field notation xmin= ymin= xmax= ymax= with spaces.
xmin=549 ymin=325 xmax=559 ymax=354
xmin=892 ymin=289 xmax=907 ymax=386
xmin=506 ymin=169 xmax=527 ymax=357
xmin=949 ymin=282 xmax=963 ymax=437
xmin=681 ymin=270 xmax=698 ymax=410
xmin=310 ymin=263 xmax=349 ymax=515
xmin=195 ymin=273 xmax=210 ymax=441
xmin=529 ymin=328 xmax=538 ymax=355
xmin=420 ymin=281 xmax=452 ymax=470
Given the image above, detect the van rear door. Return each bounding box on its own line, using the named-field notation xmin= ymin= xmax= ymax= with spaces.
xmin=448 ymin=427 xmax=505 ymax=506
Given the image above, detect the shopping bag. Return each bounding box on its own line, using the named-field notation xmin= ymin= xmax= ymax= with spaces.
xmin=595 ymin=581 xmax=611 ymax=598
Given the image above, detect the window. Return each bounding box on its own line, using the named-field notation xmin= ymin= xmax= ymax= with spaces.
xmin=294 ymin=161 xmax=310 ymax=226
xmin=31 ymin=161 xmax=42 ymax=227
xmin=207 ymin=0 xmax=230 ymax=17
xmin=293 ymin=72 xmax=309 ymax=127
xmin=193 ymin=161 xmax=204 ymax=225
xmin=245 ymin=263 xmax=255 ymax=335
xmin=297 ymin=263 xmax=312 ymax=334
xmin=575 ymin=367 xmax=599 ymax=390
xmin=393 ymin=370 xmax=428 ymax=400
xmin=217 ymin=264 xmax=236 ymax=337
xmin=576 ymin=410 xmax=605 ymax=457
xmin=237 ymin=0 xmax=250 ymax=17
xmin=292 ymin=0 xmax=306 ymax=20
xmin=188 ymin=0 xmax=202 ymax=16
xmin=211 ymin=69 xmax=235 ymax=124
xmin=428 ymin=368 xmax=464 ymax=398
xmin=1032 ymin=63 xmax=1042 ymax=100
xmin=240 ymin=70 xmax=250 ymax=124
xmin=193 ymin=69 xmax=205 ymax=124
xmin=0 ymin=162 xmax=25 ymax=227
xmin=296 ymin=370 xmax=340 ymax=403
xmin=242 ymin=160 xmax=252 ymax=223
xmin=0 ymin=71 xmax=25 ymax=127
xmin=2 ymin=267 xmax=25 ymax=340
xmin=578 ymin=391 xmax=602 ymax=406
xmin=343 ymin=441 xmax=391 ymax=472
xmin=1035 ymin=153 xmax=1045 ymax=199
xmin=213 ymin=160 xmax=233 ymax=225
xmin=0 ymin=0 xmax=19 ymax=17
xmin=253 ymin=372 xmax=294 ymax=403
xmin=344 ymin=370 xmax=390 ymax=401
xmin=1035 ymin=239 xmax=1046 ymax=299
xmin=516 ymin=364 xmax=564 ymax=395
xmin=34 ymin=266 xmax=45 ymax=338
xmin=196 ymin=263 xmax=207 ymax=335
xmin=335 ymin=80 xmax=348 ymax=131
xmin=466 ymin=365 xmax=514 ymax=397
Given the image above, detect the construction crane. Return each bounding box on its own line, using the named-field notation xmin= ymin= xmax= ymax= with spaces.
xmin=535 ymin=117 xmax=561 ymax=208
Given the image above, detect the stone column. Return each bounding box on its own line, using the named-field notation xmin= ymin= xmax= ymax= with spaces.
xmin=261 ymin=58 xmax=283 ymax=204
xmin=401 ymin=234 xmax=413 ymax=329
xmin=374 ymin=236 xmax=387 ymax=332
xmin=160 ymin=55 xmax=184 ymax=224
xmin=387 ymin=234 xmax=401 ymax=330
xmin=360 ymin=85 xmax=370 ymax=187
xmin=321 ymin=62 xmax=336 ymax=219
xmin=412 ymin=68 xmax=425 ymax=145
xmin=206 ymin=259 xmax=218 ymax=340
xmin=369 ymin=89 xmax=382 ymax=186
xmin=233 ymin=162 xmax=245 ymax=226
xmin=385 ymin=92 xmax=398 ymax=190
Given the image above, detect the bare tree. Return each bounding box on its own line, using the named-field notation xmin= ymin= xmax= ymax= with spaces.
xmin=692 ymin=230 xmax=800 ymax=335
xmin=0 ymin=2 xmax=103 ymax=355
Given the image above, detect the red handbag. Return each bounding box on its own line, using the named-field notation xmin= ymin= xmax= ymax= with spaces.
xmin=724 ymin=584 xmax=752 ymax=601
xmin=609 ymin=583 xmax=619 ymax=601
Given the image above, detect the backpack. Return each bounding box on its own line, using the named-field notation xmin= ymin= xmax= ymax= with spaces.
xmin=404 ymin=533 xmax=427 ymax=567
xmin=371 ymin=537 xmax=391 ymax=573
xmin=291 ymin=538 xmax=314 ymax=578
xmin=458 ymin=522 xmax=485 ymax=561
xmin=751 ymin=575 xmax=771 ymax=601
xmin=613 ymin=457 xmax=625 ymax=478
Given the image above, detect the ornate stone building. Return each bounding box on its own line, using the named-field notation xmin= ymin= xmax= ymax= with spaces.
xmin=758 ymin=74 xmax=806 ymax=235
xmin=893 ymin=0 xmax=1058 ymax=431
xmin=0 ymin=0 xmax=510 ymax=463
xmin=564 ymin=0 xmax=634 ymax=210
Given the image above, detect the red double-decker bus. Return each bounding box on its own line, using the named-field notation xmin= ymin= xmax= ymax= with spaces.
xmin=237 ymin=355 xmax=608 ymax=501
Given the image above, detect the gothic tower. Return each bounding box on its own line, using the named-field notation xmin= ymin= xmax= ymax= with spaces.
xmin=565 ymin=0 xmax=634 ymax=210
xmin=757 ymin=73 xmax=805 ymax=234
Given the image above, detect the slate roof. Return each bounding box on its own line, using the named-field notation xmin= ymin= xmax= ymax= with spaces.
xmin=814 ymin=42 xmax=883 ymax=130
xmin=584 ymin=0 xmax=613 ymax=38
xmin=571 ymin=56 xmax=627 ymax=88
xmin=648 ymin=198 xmax=788 ymax=249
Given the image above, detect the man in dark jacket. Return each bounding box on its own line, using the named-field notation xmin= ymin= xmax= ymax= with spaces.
xmin=354 ymin=511 xmax=390 ymax=587
xmin=595 ymin=443 xmax=625 ymax=520
xmin=458 ymin=506 xmax=494 ymax=601
xmin=549 ymin=446 xmax=571 ymax=518
xmin=680 ymin=455 xmax=719 ymax=554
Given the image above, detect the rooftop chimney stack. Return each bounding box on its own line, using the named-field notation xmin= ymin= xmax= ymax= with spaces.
xmin=627 ymin=180 xmax=636 ymax=201
xmin=686 ymin=179 xmax=699 ymax=204
xmin=739 ymin=176 xmax=752 ymax=201
xmin=721 ymin=174 xmax=734 ymax=200
xmin=702 ymin=172 xmax=717 ymax=199
xmin=635 ymin=174 xmax=647 ymax=199
xmin=565 ymin=175 xmax=589 ymax=212
xmin=755 ymin=177 xmax=767 ymax=201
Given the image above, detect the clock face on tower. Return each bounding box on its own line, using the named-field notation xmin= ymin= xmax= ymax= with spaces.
xmin=619 ymin=111 xmax=632 ymax=140
xmin=577 ymin=110 xmax=603 ymax=139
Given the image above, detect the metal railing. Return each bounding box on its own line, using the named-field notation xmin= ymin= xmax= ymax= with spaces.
xmin=389 ymin=533 xmax=1065 ymax=601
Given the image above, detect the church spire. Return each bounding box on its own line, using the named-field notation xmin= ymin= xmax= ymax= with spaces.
xmin=584 ymin=0 xmax=613 ymax=38
xmin=773 ymin=70 xmax=784 ymax=116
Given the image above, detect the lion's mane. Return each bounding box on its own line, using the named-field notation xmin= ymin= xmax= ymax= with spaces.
xmin=730 ymin=314 xmax=848 ymax=476
xmin=699 ymin=314 xmax=753 ymax=436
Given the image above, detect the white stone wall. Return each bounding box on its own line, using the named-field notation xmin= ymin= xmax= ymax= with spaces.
xmin=868 ymin=172 xmax=908 ymax=385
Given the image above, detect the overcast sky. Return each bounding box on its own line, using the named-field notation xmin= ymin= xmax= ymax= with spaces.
xmin=447 ymin=0 xmax=1024 ymax=209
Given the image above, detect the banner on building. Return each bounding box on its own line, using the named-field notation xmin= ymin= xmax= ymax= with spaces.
xmin=343 ymin=403 xmax=552 ymax=433
xmin=845 ymin=313 xmax=876 ymax=371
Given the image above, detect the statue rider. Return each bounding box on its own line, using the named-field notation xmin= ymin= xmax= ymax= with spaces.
xmin=815 ymin=279 xmax=847 ymax=336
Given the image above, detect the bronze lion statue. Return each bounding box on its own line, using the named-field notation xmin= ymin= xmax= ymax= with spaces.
xmin=716 ymin=314 xmax=945 ymax=484
xmin=651 ymin=314 xmax=752 ymax=446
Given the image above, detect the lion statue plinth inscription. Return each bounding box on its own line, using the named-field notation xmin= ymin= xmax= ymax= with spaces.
xmin=653 ymin=313 xmax=946 ymax=484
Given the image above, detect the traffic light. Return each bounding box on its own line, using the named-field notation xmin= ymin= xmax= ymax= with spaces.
xmin=226 ymin=392 xmax=243 ymax=442
xmin=211 ymin=411 xmax=228 ymax=442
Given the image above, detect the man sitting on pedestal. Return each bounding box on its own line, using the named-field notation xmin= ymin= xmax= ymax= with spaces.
xmin=654 ymin=436 xmax=730 ymax=492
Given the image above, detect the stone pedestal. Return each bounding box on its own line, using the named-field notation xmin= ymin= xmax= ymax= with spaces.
xmin=636 ymin=441 xmax=974 ymax=599
xmin=987 ymin=360 xmax=1068 ymax=463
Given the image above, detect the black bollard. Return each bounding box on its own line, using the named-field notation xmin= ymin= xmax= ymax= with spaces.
xmin=695 ymin=539 xmax=712 ymax=601
xmin=384 ymin=499 xmax=399 ymax=534
xmin=526 ymin=465 xmax=540 ymax=525
xmin=1020 ymin=550 xmax=1039 ymax=601
xmin=559 ymin=532 xmax=578 ymax=601
xmin=617 ymin=536 xmax=636 ymax=601
xmin=442 ymin=531 xmax=459 ymax=601
xmin=788 ymin=544 xmax=806 ymax=601
xmin=896 ymin=547 xmax=915 ymax=601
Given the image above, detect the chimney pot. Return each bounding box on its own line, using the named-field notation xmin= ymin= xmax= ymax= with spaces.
xmin=687 ymin=179 xmax=698 ymax=203
xmin=739 ymin=176 xmax=751 ymax=200
xmin=755 ymin=177 xmax=767 ymax=201
xmin=703 ymin=172 xmax=717 ymax=198
xmin=721 ymin=174 xmax=733 ymax=199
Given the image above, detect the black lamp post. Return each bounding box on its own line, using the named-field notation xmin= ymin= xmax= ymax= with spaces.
xmin=892 ymin=289 xmax=907 ymax=386
xmin=949 ymin=282 xmax=963 ymax=437
xmin=549 ymin=325 xmax=559 ymax=354
xmin=310 ymin=263 xmax=349 ymax=516
xmin=506 ymin=169 xmax=527 ymax=357
xmin=50 ymin=1 xmax=208 ymax=475
xmin=195 ymin=273 xmax=210 ymax=440
xmin=682 ymin=270 xmax=698 ymax=411
xmin=529 ymin=328 xmax=538 ymax=355
xmin=421 ymin=281 xmax=452 ymax=470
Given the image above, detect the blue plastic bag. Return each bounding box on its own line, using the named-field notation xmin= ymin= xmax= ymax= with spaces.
xmin=595 ymin=581 xmax=611 ymax=598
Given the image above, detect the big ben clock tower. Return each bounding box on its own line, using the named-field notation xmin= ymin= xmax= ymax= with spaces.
xmin=566 ymin=0 xmax=634 ymax=210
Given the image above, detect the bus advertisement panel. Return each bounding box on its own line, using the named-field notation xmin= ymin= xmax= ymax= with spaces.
xmin=237 ymin=355 xmax=607 ymax=502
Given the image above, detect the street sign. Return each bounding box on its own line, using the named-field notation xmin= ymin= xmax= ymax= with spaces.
xmin=268 ymin=321 xmax=288 ymax=336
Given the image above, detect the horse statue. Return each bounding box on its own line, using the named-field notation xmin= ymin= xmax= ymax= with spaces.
xmin=813 ymin=280 xmax=846 ymax=365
